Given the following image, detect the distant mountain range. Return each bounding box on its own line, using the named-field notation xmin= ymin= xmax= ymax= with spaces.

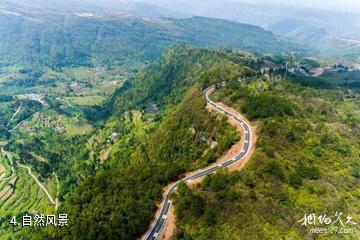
xmin=137 ymin=0 xmax=360 ymax=56
xmin=0 ymin=0 xmax=186 ymax=17
xmin=0 ymin=1 xmax=302 ymax=68
xmin=1 ymin=0 xmax=360 ymax=67
xmin=4 ymin=0 xmax=360 ymax=42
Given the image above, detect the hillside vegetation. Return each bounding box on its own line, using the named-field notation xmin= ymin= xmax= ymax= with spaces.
xmin=0 ymin=11 xmax=302 ymax=69
xmin=1 ymin=44 xmax=359 ymax=239
xmin=173 ymin=61 xmax=360 ymax=239
xmin=24 ymin=47 xmax=247 ymax=240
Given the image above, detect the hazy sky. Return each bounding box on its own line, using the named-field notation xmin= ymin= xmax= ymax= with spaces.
xmin=236 ymin=0 xmax=360 ymax=13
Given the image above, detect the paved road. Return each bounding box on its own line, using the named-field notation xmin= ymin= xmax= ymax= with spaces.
xmin=144 ymin=86 xmax=253 ymax=240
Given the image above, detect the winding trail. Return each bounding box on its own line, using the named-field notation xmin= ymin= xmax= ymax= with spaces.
xmin=0 ymin=148 xmax=15 ymax=180
xmin=8 ymin=112 xmax=38 ymax=133
xmin=143 ymin=86 xmax=255 ymax=240
xmin=54 ymin=172 xmax=60 ymax=209
xmin=9 ymin=103 xmax=22 ymax=123
xmin=0 ymin=148 xmax=56 ymax=206
xmin=16 ymin=162 xmax=56 ymax=205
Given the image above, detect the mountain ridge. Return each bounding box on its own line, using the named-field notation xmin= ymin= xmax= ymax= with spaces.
xmin=0 ymin=10 xmax=303 ymax=68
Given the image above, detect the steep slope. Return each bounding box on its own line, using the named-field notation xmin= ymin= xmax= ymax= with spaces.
xmin=86 ymin=46 xmax=257 ymax=120
xmin=26 ymin=47 xmax=256 ymax=240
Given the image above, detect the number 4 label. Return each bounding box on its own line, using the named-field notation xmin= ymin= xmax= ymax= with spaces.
xmin=10 ymin=216 xmax=18 ymax=226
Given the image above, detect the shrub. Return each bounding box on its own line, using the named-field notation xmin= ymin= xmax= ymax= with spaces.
xmin=264 ymin=160 xmax=285 ymax=181
xmin=289 ymin=172 xmax=303 ymax=188
xmin=298 ymin=163 xmax=321 ymax=180
xmin=242 ymin=93 xmax=296 ymax=120
xmin=204 ymin=209 xmax=217 ymax=226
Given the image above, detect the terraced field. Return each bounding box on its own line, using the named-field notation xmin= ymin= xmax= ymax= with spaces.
xmin=0 ymin=170 xmax=54 ymax=214
xmin=0 ymin=151 xmax=56 ymax=238
xmin=0 ymin=156 xmax=11 ymax=179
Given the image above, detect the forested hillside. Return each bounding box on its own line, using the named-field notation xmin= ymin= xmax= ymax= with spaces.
xmin=3 ymin=46 xmax=247 ymax=240
xmin=0 ymin=0 xmax=359 ymax=238
xmin=0 ymin=9 xmax=302 ymax=69
xmin=173 ymin=61 xmax=360 ymax=239
xmin=19 ymin=46 xmax=355 ymax=240
xmin=0 ymin=28 xmax=358 ymax=239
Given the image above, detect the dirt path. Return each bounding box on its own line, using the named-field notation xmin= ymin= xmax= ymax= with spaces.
xmin=54 ymin=172 xmax=60 ymax=209
xmin=9 ymin=103 xmax=22 ymax=123
xmin=17 ymin=162 xmax=56 ymax=206
xmin=9 ymin=112 xmax=38 ymax=133
xmin=2 ymin=148 xmax=57 ymax=207
xmin=0 ymin=148 xmax=15 ymax=181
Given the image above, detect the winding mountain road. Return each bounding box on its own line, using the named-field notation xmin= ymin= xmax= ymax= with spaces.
xmin=143 ymin=86 xmax=253 ymax=240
